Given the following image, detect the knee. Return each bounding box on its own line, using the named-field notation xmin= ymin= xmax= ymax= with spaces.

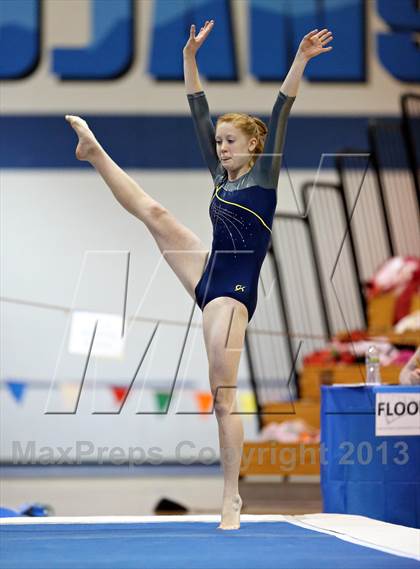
xmin=213 ymin=388 xmax=236 ymax=418
xmin=148 ymin=201 xmax=168 ymax=220
xmin=214 ymin=399 xmax=233 ymax=419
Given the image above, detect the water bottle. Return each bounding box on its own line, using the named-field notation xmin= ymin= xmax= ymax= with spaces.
xmin=365 ymin=345 xmax=381 ymax=385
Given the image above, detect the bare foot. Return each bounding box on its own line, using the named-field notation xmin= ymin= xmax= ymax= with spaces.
xmin=65 ymin=115 xmax=101 ymax=162
xmin=218 ymin=494 xmax=242 ymax=530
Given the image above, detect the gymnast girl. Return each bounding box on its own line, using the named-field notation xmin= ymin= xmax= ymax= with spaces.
xmin=66 ymin=21 xmax=333 ymax=529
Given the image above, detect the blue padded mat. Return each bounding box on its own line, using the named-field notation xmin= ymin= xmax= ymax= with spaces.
xmin=0 ymin=521 xmax=418 ymax=569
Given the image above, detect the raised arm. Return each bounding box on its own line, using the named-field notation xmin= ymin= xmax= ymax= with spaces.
xmin=281 ymin=28 xmax=333 ymax=96
xmin=183 ymin=21 xmax=212 ymax=95
xmin=255 ymin=28 xmax=334 ymax=188
xmin=183 ymin=20 xmax=221 ymax=181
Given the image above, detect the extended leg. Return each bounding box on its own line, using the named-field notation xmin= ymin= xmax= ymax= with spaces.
xmin=202 ymin=297 xmax=248 ymax=529
xmin=65 ymin=115 xmax=208 ymax=298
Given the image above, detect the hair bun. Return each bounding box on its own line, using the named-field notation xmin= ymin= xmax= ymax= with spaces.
xmin=251 ymin=116 xmax=268 ymax=137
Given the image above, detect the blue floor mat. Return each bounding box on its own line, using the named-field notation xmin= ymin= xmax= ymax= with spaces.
xmin=1 ymin=521 xmax=418 ymax=569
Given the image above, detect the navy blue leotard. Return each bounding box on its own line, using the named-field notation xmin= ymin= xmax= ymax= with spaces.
xmin=188 ymin=90 xmax=295 ymax=322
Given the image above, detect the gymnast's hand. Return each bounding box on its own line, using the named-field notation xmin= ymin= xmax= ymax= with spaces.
xmin=183 ymin=19 xmax=214 ymax=57
xmin=296 ymin=28 xmax=333 ymax=61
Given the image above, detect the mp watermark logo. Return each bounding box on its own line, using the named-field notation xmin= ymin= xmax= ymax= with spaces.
xmin=41 ymin=152 xmax=372 ymax=419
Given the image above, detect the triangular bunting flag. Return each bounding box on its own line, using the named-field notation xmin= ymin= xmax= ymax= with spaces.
xmin=240 ymin=392 xmax=257 ymax=414
xmin=111 ymin=385 xmax=129 ymax=405
xmin=155 ymin=391 xmax=171 ymax=413
xmin=60 ymin=383 xmax=81 ymax=410
xmin=194 ymin=391 xmax=213 ymax=415
xmin=6 ymin=381 xmax=26 ymax=403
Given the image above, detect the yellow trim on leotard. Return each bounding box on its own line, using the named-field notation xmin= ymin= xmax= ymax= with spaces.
xmin=213 ymin=186 xmax=272 ymax=233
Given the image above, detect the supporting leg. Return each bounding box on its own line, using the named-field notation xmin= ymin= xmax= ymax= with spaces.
xmin=202 ymin=297 xmax=248 ymax=529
